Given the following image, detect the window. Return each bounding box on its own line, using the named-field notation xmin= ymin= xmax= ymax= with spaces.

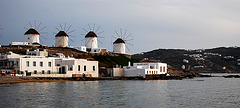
xmin=93 ymin=66 xmax=95 ymax=71
xmin=163 ymin=66 xmax=165 ymax=72
xmin=34 ymin=70 xmax=37 ymax=74
xmin=33 ymin=61 xmax=36 ymax=67
xmin=40 ymin=62 xmax=43 ymax=67
xmin=48 ymin=62 xmax=51 ymax=67
xmin=69 ymin=66 xmax=73 ymax=71
xmin=84 ymin=65 xmax=86 ymax=71
xmin=78 ymin=65 xmax=80 ymax=71
xmin=16 ymin=61 xmax=18 ymax=67
xmin=42 ymin=70 xmax=45 ymax=74
xmin=47 ymin=70 xmax=51 ymax=74
xmin=160 ymin=66 xmax=162 ymax=72
xmin=26 ymin=61 xmax=29 ymax=67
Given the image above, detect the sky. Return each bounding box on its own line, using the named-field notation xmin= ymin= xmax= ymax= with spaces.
xmin=0 ymin=0 xmax=240 ymax=54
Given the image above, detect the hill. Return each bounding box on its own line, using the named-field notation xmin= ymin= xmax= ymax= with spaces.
xmin=133 ymin=47 xmax=240 ymax=73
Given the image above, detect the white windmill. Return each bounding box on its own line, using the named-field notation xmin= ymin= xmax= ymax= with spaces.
xmin=112 ymin=29 xmax=134 ymax=54
xmin=85 ymin=30 xmax=98 ymax=49
xmin=54 ymin=23 xmax=75 ymax=47
xmin=55 ymin=30 xmax=68 ymax=47
xmin=82 ymin=24 xmax=104 ymax=52
xmin=24 ymin=21 xmax=47 ymax=45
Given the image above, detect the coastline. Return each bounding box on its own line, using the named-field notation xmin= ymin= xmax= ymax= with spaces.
xmin=0 ymin=75 xmax=182 ymax=84
xmin=0 ymin=76 xmax=70 ymax=84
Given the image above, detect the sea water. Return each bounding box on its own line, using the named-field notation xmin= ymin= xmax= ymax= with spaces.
xmin=1 ymin=77 xmax=240 ymax=108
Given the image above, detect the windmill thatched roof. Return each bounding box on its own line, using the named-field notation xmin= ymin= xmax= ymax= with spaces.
xmin=24 ymin=28 xmax=39 ymax=35
xmin=113 ymin=38 xmax=125 ymax=44
xmin=85 ymin=31 xmax=97 ymax=38
xmin=55 ymin=31 xmax=68 ymax=37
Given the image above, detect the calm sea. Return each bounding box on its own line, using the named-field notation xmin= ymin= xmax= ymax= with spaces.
xmin=1 ymin=77 xmax=240 ymax=108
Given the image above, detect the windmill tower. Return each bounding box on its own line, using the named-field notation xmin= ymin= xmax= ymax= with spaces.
xmin=55 ymin=30 xmax=68 ymax=47
xmin=54 ymin=23 xmax=75 ymax=47
xmin=24 ymin=27 xmax=40 ymax=45
xmin=113 ymin=38 xmax=125 ymax=54
xmin=24 ymin=21 xmax=47 ymax=45
xmin=112 ymin=29 xmax=133 ymax=54
xmin=85 ymin=30 xmax=98 ymax=49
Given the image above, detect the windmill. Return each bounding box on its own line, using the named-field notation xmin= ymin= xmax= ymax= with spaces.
xmin=24 ymin=20 xmax=47 ymax=45
xmin=112 ymin=29 xmax=134 ymax=54
xmin=81 ymin=24 xmax=104 ymax=51
xmin=54 ymin=23 xmax=75 ymax=47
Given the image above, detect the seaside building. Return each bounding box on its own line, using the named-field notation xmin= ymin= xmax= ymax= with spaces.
xmin=123 ymin=62 xmax=167 ymax=78
xmin=0 ymin=49 xmax=98 ymax=77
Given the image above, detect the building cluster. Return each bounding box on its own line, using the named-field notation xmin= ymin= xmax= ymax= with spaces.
xmin=0 ymin=27 xmax=168 ymax=78
xmin=0 ymin=49 xmax=167 ymax=78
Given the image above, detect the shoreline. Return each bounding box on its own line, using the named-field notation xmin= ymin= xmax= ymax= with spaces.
xmin=0 ymin=75 xmax=182 ymax=84
xmin=3 ymin=73 xmax=238 ymax=84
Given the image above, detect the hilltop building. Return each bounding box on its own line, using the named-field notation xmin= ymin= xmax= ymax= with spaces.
xmin=55 ymin=30 xmax=69 ymax=47
xmin=25 ymin=28 xmax=40 ymax=45
xmin=113 ymin=38 xmax=125 ymax=54
xmin=9 ymin=28 xmax=43 ymax=46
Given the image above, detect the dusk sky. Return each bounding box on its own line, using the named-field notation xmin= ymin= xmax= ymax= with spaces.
xmin=1 ymin=0 xmax=240 ymax=54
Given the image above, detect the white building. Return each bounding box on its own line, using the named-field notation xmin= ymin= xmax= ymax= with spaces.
xmin=113 ymin=38 xmax=125 ymax=54
xmin=85 ymin=31 xmax=98 ymax=50
xmin=55 ymin=30 xmax=69 ymax=47
xmin=9 ymin=42 xmax=29 ymax=46
xmin=70 ymin=46 xmax=87 ymax=52
xmin=24 ymin=28 xmax=40 ymax=45
xmin=123 ymin=62 xmax=167 ymax=78
xmin=0 ymin=50 xmax=99 ymax=77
